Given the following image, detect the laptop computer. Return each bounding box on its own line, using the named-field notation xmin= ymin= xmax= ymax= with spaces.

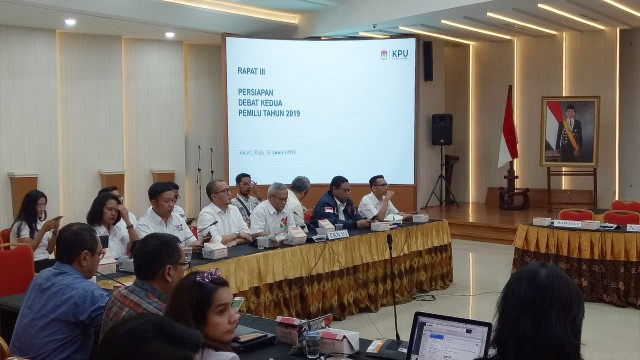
xmin=231 ymin=325 xmax=276 ymax=352
xmin=405 ymin=312 xmax=492 ymax=360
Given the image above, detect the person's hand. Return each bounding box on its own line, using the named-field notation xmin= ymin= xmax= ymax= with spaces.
xmin=385 ymin=190 xmax=395 ymax=200
xmin=117 ymin=205 xmax=130 ymax=219
xmin=239 ymin=232 xmax=251 ymax=241
xmin=202 ymin=232 xmax=212 ymax=243
xmin=190 ymin=241 xmax=203 ymax=249
xmin=357 ymin=219 xmax=371 ymax=228
xmin=44 ymin=216 xmax=62 ymax=232
xmin=400 ymin=212 xmax=412 ymax=220
xmin=574 ymin=148 xmax=580 ymax=157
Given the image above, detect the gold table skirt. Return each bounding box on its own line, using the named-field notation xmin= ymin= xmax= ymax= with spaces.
xmin=100 ymin=221 xmax=453 ymax=320
xmin=512 ymin=224 xmax=640 ymax=308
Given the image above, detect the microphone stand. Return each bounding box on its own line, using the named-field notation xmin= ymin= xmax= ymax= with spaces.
xmin=210 ymin=147 xmax=214 ymax=182
xmin=197 ymin=145 xmax=202 ymax=211
xmin=387 ymin=234 xmax=401 ymax=342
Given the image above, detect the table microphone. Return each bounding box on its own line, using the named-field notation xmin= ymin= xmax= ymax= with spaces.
xmin=96 ymin=271 xmax=127 ymax=287
xmin=183 ymin=220 xmax=218 ymax=243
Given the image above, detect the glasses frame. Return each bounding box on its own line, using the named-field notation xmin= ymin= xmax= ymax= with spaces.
xmin=214 ymin=188 xmax=232 ymax=195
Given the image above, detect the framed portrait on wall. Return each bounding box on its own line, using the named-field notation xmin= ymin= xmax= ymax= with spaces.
xmin=540 ymin=96 xmax=600 ymax=167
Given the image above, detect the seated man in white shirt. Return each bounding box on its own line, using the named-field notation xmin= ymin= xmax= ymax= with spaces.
xmin=288 ymin=176 xmax=310 ymax=227
xmin=136 ymin=182 xmax=199 ymax=248
xmin=359 ymin=175 xmax=410 ymax=221
xmin=250 ymin=182 xmax=295 ymax=240
xmin=144 ymin=182 xmax=186 ymax=220
xmin=197 ymin=179 xmax=251 ymax=247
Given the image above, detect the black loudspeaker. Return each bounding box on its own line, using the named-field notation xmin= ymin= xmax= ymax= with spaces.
xmin=431 ymin=114 xmax=453 ymax=145
xmin=423 ymin=41 xmax=433 ymax=82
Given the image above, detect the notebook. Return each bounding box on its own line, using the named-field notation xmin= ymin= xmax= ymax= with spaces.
xmin=406 ymin=312 xmax=492 ymax=360
xmin=230 ymin=325 xmax=276 ymax=352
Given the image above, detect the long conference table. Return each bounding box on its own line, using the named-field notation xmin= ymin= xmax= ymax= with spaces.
xmin=98 ymin=220 xmax=453 ymax=320
xmin=512 ymin=224 xmax=640 ymax=309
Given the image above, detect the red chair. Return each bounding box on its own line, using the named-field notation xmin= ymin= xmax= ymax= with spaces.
xmin=304 ymin=209 xmax=313 ymax=223
xmin=611 ymin=200 xmax=640 ymax=212
xmin=603 ymin=210 xmax=640 ymax=227
xmin=558 ymin=209 xmax=594 ymax=221
xmin=0 ymin=243 xmax=35 ymax=296
xmin=0 ymin=228 xmax=10 ymax=246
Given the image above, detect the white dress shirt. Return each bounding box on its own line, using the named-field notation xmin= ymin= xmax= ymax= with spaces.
xmin=358 ymin=192 xmax=399 ymax=220
xmin=197 ymin=203 xmax=249 ymax=244
xmin=136 ymin=209 xmax=194 ymax=246
xmin=287 ymin=189 xmax=306 ymax=226
xmin=93 ymin=224 xmax=129 ymax=259
xmin=335 ymin=197 xmax=346 ymax=221
xmin=10 ymin=220 xmax=52 ymax=261
xmin=249 ymin=201 xmax=295 ymax=236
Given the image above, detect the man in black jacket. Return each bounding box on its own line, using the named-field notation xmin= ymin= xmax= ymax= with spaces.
xmin=310 ymin=176 xmax=371 ymax=229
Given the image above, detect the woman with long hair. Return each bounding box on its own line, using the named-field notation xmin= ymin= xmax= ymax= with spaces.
xmin=485 ymin=262 xmax=585 ymax=360
xmin=10 ymin=190 xmax=62 ymax=272
xmin=86 ymin=192 xmax=138 ymax=259
xmin=165 ymin=269 xmax=240 ymax=360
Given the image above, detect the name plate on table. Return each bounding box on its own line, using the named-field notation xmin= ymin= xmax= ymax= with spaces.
xmin=553 ymin=220 xmax=582 ymax=229
xmin=627 ymin=224 xmax=640 ymax=232
xmin=327 ymin=230 xmax=349 ymax=240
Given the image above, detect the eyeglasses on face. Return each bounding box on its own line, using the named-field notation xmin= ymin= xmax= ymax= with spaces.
xmin=174 ymin=261 xmax=191 ymax=271
xmin=214 ymin=188 xmax=232 ymax=195
xmin=196 ymin=267 xmax=222 ymax=283
xmin=337 ymin=187 xmax=352 ymax=194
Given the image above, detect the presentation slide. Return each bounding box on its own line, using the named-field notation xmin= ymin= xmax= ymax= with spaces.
xmin=225 ymin=36 xmax=416 ymax=185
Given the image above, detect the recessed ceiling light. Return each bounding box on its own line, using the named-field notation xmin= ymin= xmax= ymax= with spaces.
xmin=538 ymin=4 xmax=605 ymax=30
xmin=65 ymin=18 xmax=76 ymax=26
xmin=165 ymin=32 xmax=175 ymax=39
xmin=487 ymin=12 xmax=557 ymax=35
xmin=441 ymin=20 xmax=512 ymax=39
xmin=399 ymin=26 xmax=475 ymax=45
xmin=602 ymin=0 xmax=640 ymax=18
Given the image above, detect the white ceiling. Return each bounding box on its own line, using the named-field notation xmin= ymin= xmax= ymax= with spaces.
xmin=0 ymin=0 xmax=638 ymax=44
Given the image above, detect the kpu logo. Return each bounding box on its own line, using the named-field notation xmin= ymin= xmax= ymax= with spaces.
xmin=391 ymin=49 xmax=409 ymax=59
xmin=381 ymin=49 xmax=388 ymax=60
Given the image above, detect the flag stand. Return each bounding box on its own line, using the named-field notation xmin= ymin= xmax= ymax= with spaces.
xmin=499 ymin=161 xmax=529 ymax=210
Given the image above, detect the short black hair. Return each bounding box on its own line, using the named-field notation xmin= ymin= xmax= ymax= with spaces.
xmin=329 ymin=176 xmax=348 ymax=191
xmin=55 ymin=223 xmax=99 ymax=264
xmin=133 ymin=233 xmax=182 ymax=281
xmin=566 ymin=104 xmax=575 ymax=111
xmin=97 ymin=313 xmax=203 ymax=360
xmin=205 ymin=179 xmax=226 ymax=199
xmin=87 ymin=193 xmax=122 ymax=226
xmin=235 ymin=173 xmax=250 ymax=184
xmin=369 ymin=175 xmax=384 ymax=187
xmin=98 ymin=186 xmax=118 ymax=195
xmin=148 ymin=182 xmax=174 ymax=201
xmin=166 ymin=181 xmax=179 ymax=191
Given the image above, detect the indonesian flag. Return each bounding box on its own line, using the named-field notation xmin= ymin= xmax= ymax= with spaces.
xmin=545 ymin=101 xmax=564 ymax=150
xmin=498 ymin=85 xmax=518 ymax=168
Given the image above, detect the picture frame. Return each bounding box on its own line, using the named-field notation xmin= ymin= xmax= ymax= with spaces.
xmin=540 ymin=96 xmax=600 ymax=167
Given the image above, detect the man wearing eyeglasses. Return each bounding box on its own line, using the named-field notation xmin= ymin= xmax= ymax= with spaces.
xmin=311 ymin=176 xmax=371 ymax=229
xmin=359 ymin=175 xmax=411 ymax=222
xmin=10 ymin=223 xmax=110 ymax=360
xmin=197 ymin=179 xmax=251 ymax=247
xmin=250 ymin=182 xmax=295 ymax=239
xmin=100 ymin=233 xmax=186 ymax=339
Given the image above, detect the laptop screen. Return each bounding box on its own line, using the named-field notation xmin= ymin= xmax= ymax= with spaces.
xmin=406 ymin=312 xmax=492 ymax=360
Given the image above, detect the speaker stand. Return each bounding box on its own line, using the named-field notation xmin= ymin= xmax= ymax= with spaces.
xmin=425 ymin=145 xmax=459 ymax=208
